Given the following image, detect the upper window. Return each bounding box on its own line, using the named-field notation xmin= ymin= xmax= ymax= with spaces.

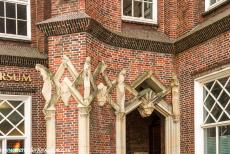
xmin=0 ymin=95 xmax=31 ymax=154
xmin=205 ymin=0 xmax=228 ymax=11
xmin=122 ymin=0 xmax=157 ymax=24
xmin=195 ymin=68 xmax=230 ymax=154
xmin=0 ymin=0 xmax=31 ymax=40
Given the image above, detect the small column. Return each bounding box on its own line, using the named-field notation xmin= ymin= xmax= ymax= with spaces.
xmin=115 ymin=112 xmax=126 ymax=154
xmin=165 ymin=116 xmax=180 ymax=154
xmin=78 ymin=104 xmax=91 ymax=154
xmin=45 ymin=105 xmax=56 ymax=154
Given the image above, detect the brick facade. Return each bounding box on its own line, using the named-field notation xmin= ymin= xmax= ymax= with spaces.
xmin=0 ymin=0 xmax=229 ymax=154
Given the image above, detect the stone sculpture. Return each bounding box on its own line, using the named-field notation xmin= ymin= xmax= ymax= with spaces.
xmin=171 ymin=74 xmax=180 ymax=122
xmin=35 ymin=64 xmax=55 ymax=113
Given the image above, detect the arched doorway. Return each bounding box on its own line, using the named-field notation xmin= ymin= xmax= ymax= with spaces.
xmin=126 ymin=109 xmax=165 ymax=154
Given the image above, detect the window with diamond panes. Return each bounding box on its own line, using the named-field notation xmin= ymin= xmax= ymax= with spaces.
xmin=0 ymin=96 xmax=31 ymax=154
xmin=203 ymin=76 xmax=230 ymax=154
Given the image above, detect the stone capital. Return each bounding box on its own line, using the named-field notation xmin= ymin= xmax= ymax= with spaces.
xmin=78 ymin=105 xmax=91 ymax=117
xmin=45 ymin=106 xmax=56 ymax=120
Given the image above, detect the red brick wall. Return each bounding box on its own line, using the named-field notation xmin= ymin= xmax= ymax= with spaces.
xmin=48 ymin=33 xmax=88 ymax=153
xmin=86 ymin=33 xmax=174 ymax=153
xmin=176 ymin=30 xmax=230 ymax=154
xmin=51 ymin=0 xmax=85 ymax=16
xmin=0 ymin=65 xmax=46 ymax=152
xmin=46 ymin=31 xmax=174 ymax=153
xmin=85 ymin=0 xmax=121 ymax=31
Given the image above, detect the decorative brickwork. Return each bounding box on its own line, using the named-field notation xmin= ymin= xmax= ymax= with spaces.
xmin=37 ymin=10 xmax=230 ymax=54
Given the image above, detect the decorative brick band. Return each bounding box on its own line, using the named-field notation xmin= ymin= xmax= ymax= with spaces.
xmin=37 ymin=12 xmax=230 ymax=54
xmin=0 ymin=55 xmax=48 ymax=68
xmin=0 ymin=85 xmax=37 ymax=93
xmin=175 ymin=15 xmax=230 ymax=53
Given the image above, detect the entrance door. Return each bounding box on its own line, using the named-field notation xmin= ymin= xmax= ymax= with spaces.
xmin=126 ymin=110 xmax=165 ymax=154
xmin=149 ymin=119 xmax=162 ymax=154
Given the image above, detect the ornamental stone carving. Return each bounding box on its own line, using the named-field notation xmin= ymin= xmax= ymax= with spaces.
xmin=171 ymin=74 xmax=180 ymax=122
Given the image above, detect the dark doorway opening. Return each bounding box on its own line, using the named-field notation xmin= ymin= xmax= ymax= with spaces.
xmin=126 ymin=109 xmax=165 ymax=154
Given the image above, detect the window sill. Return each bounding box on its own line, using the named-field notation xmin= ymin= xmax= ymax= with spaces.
xmin=122 ymin=16 xmax=158 ymax=26
xmin=0 ymin=34 xmax=31 ymax=42
xmin=203 ymin=0 xmax=230 ymax=16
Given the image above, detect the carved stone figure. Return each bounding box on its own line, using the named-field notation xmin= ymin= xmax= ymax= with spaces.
xmin=171 ymin=74 xmax=180 ymax=122
xmin=35 ymin=64 xmax=54 ymax=113
xmin=116 ymin=69 xmax=126 ymax=112
xmin=97 ymin=82 xmax=108 ymax=106
xmin=138 ymin=90 xmax=156 ymax=117
xmin=83 ymin=57 xmax=91 ymax=101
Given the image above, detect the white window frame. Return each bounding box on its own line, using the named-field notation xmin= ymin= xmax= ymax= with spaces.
xmin=0 ymin=95 xmax=32 ymax=154
xmin=194 ymin=67 xmax=230 ymax=154
xmin=0 ymin=0 xmax=31 ymax=40
xmin=121 ymin=0 xmax=157 ymax=24
xmin=205 ymin=0 xmax=228 ymax=11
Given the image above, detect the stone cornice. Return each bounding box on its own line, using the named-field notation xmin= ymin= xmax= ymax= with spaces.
xmin=37 ymin=11 xmax=230 ymax=54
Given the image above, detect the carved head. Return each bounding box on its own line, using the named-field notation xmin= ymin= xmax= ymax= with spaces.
xmin=35 ymin=64 xmax=52 ymax=80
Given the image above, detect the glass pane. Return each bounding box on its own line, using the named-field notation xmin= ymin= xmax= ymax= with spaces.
xmin=220 ymin=113 xmax=229 ymax=122
xmin=226 ymin=81 xmax=230 ymax=93
xmin=0 ymin=120 xmax=13 ymax=135
xmin=8 ymin=111 xmax=23 ymax=125
xmin=0 ymin=102 xmax=13 ymax=116
xmin=8 ymin=101 xmax=22 ymax=108
xmin=8 ymin=128 xmax=23 ymax=136
xmin=218 ymin=77 xmax=229 ymax=87
xmin=206 ymin=115 xmax=215 ymax=124
xmin=17 ymin=104 xmax=24 ymax=116
xmin=0 ymin=18 xmax=5 ymax=33
xmin=134 ymin=1 xmax=142 ymax=17
xmin=219 ymin=125 xmax=230 ymax=154
xmin=205 ymin=127 xmax=216 ymax=154
xmin=226 ymin=103 xmax=230 ymax=115
xmin=211 ymin=104 xmax=222 ymax=121
xmin=123 ymin=0 xmax=132 ymax=16
xmin=0 ymin=114 xmax=3 ymax=122
xmin=205 ymin=81 xmax=214 ymax=90
xmin=17 ymin=20 xmax=27 ymax=36
xmin=6 ymin=3 xmax=16 ymax=18
xmin=144 ymin=2 xmax=152 ymax=19
xmin=0 ymin=1 xmax=4 ymax=17
xmin=17 ymin=122 xmax=24 ymax=133
xmin=7 ymin=140 xmax=24 ymax=154
xmin=6 ymin=19 xmax=16 ymax=34
xmin=17 ymin=5 xmax=27 ymax=20
xmin=211 ymin=82 xmax=222 ymax=98
xmin=204 ymin=95 xmax=215 ymax=110
xmin=218 ymin=91 xmax=230 ymax=108
xmin=210 ymin=0 xmax=217 ymax=5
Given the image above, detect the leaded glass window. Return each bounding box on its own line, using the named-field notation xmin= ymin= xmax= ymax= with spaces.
xmin=203 ymin=76 xmax=230 ymax=154
xmin=0 ymin=95 xmax=31 ymax=154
